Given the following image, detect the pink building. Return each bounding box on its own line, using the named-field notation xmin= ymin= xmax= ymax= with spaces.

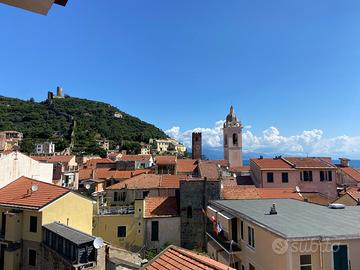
xmin=250 ymin=156 xmax=338 ymax=199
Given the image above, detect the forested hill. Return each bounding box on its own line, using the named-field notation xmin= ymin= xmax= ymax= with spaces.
xmin=0 ymin=95 xmax=167 ymax=155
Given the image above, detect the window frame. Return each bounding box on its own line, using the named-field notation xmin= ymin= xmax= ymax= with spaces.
xmin=28 ymin=249 xmax=37 ymax=266
xmin=267 ymin=172 xmax=274 ymax=183
xmin=247 ymin=226 xmax=255 ymax=249
xmin=282 ymin=172 xmax=289 ymax=183
xmin=300 ymin=254 xmax=312 ymax=270
xmin=151 ymin=220 xmax=159 ymax=242
xmin=117 ymin=226 xmax=127 ymax=238
xmin=29 ymin=216 xmax=37 ymax=233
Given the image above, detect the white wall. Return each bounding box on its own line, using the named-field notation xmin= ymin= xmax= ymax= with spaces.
xmin=0 ymin=152 xmax=53 ymax=188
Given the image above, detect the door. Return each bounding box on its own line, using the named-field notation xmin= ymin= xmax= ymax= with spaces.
xmin=0 ymin=244 xmax=6 ymax=270
xmin=333 ymin=245 xmax=348 ymax=270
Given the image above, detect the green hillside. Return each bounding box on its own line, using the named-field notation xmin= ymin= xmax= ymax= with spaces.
xmin=0 ymin=95 xmax=167 ymax=156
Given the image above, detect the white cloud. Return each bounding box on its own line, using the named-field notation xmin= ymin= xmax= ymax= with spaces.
xmin=165 ymin=122 xmax=360 ymax=158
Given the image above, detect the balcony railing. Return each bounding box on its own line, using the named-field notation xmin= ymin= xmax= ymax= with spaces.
xmin=206 ymin=226 xmax=241 ymax=254
xmin=99 ymin=205 xmax=135 ymax=215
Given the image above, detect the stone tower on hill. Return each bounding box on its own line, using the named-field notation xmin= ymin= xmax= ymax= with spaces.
xmin=192 ymin=132 xmax=202 ymax=160
xmin=223 ymin=105 xmax=243 ymax=167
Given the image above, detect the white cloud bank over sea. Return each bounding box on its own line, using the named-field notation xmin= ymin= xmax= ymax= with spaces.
xmin=165 ymin=120 xmax=360 ymax=158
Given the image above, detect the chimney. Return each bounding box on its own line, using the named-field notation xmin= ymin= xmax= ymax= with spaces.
xmin=56 ymin=86 xmax=63 ymax=97
xmin=340 ymin=158 xmax=350 ymax=167
xmin=269 ymin=203 xmax=277 ymax=215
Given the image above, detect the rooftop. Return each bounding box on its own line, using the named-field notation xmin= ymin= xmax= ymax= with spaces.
xmin=337 ymin=166 xmax=360 ymax=182
xmin=120 ymin=155 xmax=152 ymax=162
xmin=251 ymin=158 xmax=293 ymax=170
xmin=176 ymin=159 xmax=198 ymax=174
xmin=211 ymin=199 xmax=360 ymax=240
xmin=0 ymin=176 xmax=70 ymax=210
xmin=31 ymin=155 xmax=75 ymax=164
xmin=222 ymin=187 xmax=303 ymax=200
xmin=155 ymin=156 xmax=177 ymax=165
xmin=142 ymin=245 xmax=234 ymax=270
xmin=144 ymin=197 xmax=178 ymax=218
xmin=283 ymin=157 xmax=335 ymax=169
xmin=43 ymin=222 xmax=94 ymax=245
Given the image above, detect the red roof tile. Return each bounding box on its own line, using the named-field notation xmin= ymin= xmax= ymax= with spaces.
xmin=142 ymin=245 xmax=235 ymax=270
xmin=222 ymin=186 xmax=303 ymax=200
xmin=0 ymin=176 xmax=70 ymax=209
xmin=338 ymin=167 xmax=360 ymax=182
xmin=79 ymin=168 xmax=151 ymax=181
xmin=230 ymin=166 xmax=250 ymax=172
xmin=176 ymin=159 xmax=198 ymax=174
xmin=107 ymin=174 xmax=189 ymax=190
xmin=144 ymin=197 xmax=178 ymax=218
xmin=84 ymin=158 xmax=114 ymax=168
xmin=198 ymin=162 xmax=219 ymax=180
xmin=31 ymin=155 xmax=75 ymax=164
xmin=343 ymin=187 xmax=360 ymax=201
xmin=155 ymin=156 xmax=177 ymax=165
xmin=251 ymin=158 xmax=293 ymax=170
xmin=283 ymin=157 xmax=335 ymax=168
xmin=120 ymin=155 xmax=152 ymax=162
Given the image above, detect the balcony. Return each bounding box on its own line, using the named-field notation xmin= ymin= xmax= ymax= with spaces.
xmin=206 ymin=225 xmax=241 ymax=254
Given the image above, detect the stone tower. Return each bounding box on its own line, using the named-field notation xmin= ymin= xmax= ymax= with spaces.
xmin=223 ymin=106 xmax=243 ymax=167
xmin=192 ymin=132 xmax=202 ymax=160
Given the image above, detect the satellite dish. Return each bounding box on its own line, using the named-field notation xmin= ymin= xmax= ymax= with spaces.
xmin=93 ymin=237 xmax=104 ymax=249
xmin=31 ymin=185 xmax=38 ymax=192
xmin=233 ymin=173 xmax=237 ymax=178
xmin=295 ymin=186 xmax=300 ymax=193
xmin=85 ymin=183 xmax=91 ymax=190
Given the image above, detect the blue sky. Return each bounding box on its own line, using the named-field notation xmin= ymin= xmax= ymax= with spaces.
xmin=1 ymin=0 xmax=360 ymax=157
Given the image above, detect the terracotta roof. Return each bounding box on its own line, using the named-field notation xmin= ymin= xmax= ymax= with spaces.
xmin=31 ymin=155 xmax=75 ymax=164
xmin=251 ymin=158 xmax=293 ymax=170
xmin=155 ymin=156 xmax=177 ymax=165
xmin=144 ymin=197 xmax=178 ymax=218
xmin=0 ymin=176 xmax=70 ymax=209
xmin=343 ymin=187 xmax=360 ymax=201
xmin=176 ymin=159 xmax=198 ymax=174
xmin=198 ymin=162 xmax=219 ymax=180
xmin=222 ymin=186 xmax=303 ymax=200
xmin=84 ymin=158 xmax=114 ymax=168
xmin=230 ymin=166 xmax=250 ymax=172
xmin=107 ymin=174 xmax=189 ymax=190
xmin=79 ymin=168 xmax=151 ymax=181
xmin=204 ymin=160 xmax=229 ymax=167
xmin=142 ymin=245 xmax=235 ymax=270
xmin=120 ymin=155 xmax=152 ymax=162
xmin=283 ymin=157 xmax=335 ymax=168
xmin=338 ymin=167 xmax=360 ymax=182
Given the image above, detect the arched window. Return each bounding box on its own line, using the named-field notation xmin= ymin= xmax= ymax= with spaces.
xmin=233 ymin=133 xmax=238 ymax=146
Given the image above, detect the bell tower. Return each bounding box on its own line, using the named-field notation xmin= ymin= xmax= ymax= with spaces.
xmin=223 ymin=106 xmax=243 ymax=167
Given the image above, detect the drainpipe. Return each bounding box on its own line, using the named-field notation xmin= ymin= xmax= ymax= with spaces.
xmin=319 ymin=238 xmax=323 ymax=270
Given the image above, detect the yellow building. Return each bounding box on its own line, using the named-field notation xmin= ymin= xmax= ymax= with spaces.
xmin=207 ymin=199 xmax=360 ymax=270
xmin=0 ymin=176 xmax=93 ymax=270
xmin=93 ymin=196 xmax=180 ymax=253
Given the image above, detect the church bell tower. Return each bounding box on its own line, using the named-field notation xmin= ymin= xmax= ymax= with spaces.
xmin=223 ymin=106 xmax=243 ymax=167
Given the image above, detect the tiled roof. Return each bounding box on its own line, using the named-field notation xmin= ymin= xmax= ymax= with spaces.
xmin=107 ymin=174 xmax=189 ymax=190
xmin=338 ymin=167 xmax=360 ymax=182
xmin=251 ymin=158 xmax=293 ymax=170
xmin=344 ymin=187 xmax=360 ymax=201
xmin=144 ymin=197 xmax=178 ymax=218
xmin=120 ymin=155 xmax=152 ymax=162
xmin=142 ymin=245 xmax=235 ymax=270
xmin=230 ymin=166 xmax=250 ymax=172
xmin=79 ymin=168 xmax=151 ymax=181
xmin=0 ymin=176 xmax=70 ymax=209
xmin=283 ymin=157 xmax=335 ymax=168
xmin=198 ymin=162 xmax=219 ymax=180
xmin=176 ymin=159 xmax=198 ymax=174
xmin=84 ymin=158 xmax=113 ymax=168
xmin=222 ymin=186 xmax=303 ymax=200
xmin=43 ymin=222 xmax=94 ymax=245
xmin=31 ymin=155 xmax=75 ymax=164
xmin=204 ymin=160 xmax=229 ymax=167
xmin=155 ymin=156 xmax=177 ymax=165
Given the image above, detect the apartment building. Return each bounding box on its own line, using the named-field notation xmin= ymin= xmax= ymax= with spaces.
xmin=0 ymin=131 xmax=22 ymax=152
xmin=207 ymin=199 xmax=360 ymax=270
xmin=0 ymin=176 xmax=93 ymax=270
xmin=250 ymin=157 xmax=337 ymax=199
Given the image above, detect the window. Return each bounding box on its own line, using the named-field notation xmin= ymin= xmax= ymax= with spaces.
xmin=143 ymin=191 xmax=150 ymax=198
xmin=114 ymin=191 xmax=118 ymax=201
xmin=302 ymin=171 xmax=313 ymax=181
xmin=28 ymin=249 xmax=36 ymax=266
xmin=247 ymin=226 xmax=255 ymax=248
xmin=233 ymin=133 xmax=238 ymax=146
xmin=267 ymin=172 xmax=274 ymax=183
xmin=117 ymin=226 xmax=126 ymax=238
xmin=187 ymin=206 xmax=192 ymax=219
xmin=151 ymin=221 xmax=159 ymax=241
xmin=320 ymin=171 xmax=333 ymax=182
xmin=249 ymin=263 xmax=255 ymax=270
xmin=30 ymin=216 xmax=37 ymax=233
xmin=282 ymin=172 xmax=289 ymax=183
xmin=300 ymin=254 xmax=312 ymax=270
xmin=240 ymin=221 xmax=244 ymax=240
